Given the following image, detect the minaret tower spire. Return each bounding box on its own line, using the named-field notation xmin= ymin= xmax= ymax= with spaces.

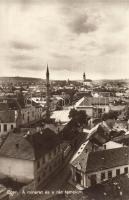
xmin=83 ymin=72 xmax=86 ymax=82
xmin=46 ymin=64 xmax=50 ymax=121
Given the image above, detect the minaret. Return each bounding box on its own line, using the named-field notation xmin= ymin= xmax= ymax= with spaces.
xmin=83 ymin=72 xmax=86 ymax=82
xmin=46 ymin=64 xmax=50 ymax=121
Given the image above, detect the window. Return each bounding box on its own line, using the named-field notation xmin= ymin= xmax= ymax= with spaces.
xmin=116 ymin=169 xmax=120 ymax=176
xmin=49 ymin=152 xmax=52 ymax=159
xmin=37 ymin=161 xmax=40 ymax=169
xmin=101 ymin=172 xmax=105 ymax=181
xmin=4 ymin=124 xmax=7 ymax=132
xmin=49 ymin=166 xmax=52 ymax=172
xmin=76 ymin=171 xmax=82 ymax=184
xmin=57 ymin=145 xmax=60 ymax=152
xmin=90 ymin=174 xmax=96 ymax=186
xmin=38 ymin=176 xmax=40 ymax=183
xmin=54 ymin=161 xmax=57 ymax=167
xmin=54 ymin=148 xmax=56 ymax=155
xmin=0 ymin=125 xmax=1 ymax=132
xmin=11 ymin=124 xmax=13 ymax=129
xmin=124 ymin=167 xmax=128 ymax=174
xmin=108 ymin=171 xmax=112 ymax=179
xmin=43 ymin=172 xmax=46 ymax=177
xmin=27 ymin=116 xmax=30 ymax=123
xmin=42 ymin=157 xmax=45 ymax=164
xmin=32 ymin=111 xmax=34 ymax=117
xmin=23 ymin=114 xmax=24 ymax=120
xmin=59 ymin=157 xmax=62 ymax=163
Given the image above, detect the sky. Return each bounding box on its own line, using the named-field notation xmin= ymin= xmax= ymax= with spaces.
xmin=0 ymin=0 xmax=129 ymax=80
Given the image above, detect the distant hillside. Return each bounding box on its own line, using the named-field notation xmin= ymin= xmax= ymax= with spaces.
xmin=0 ymin=76 xmax=44 ymax=84
xmin=0 ymin=76 xmax=128 ymax=85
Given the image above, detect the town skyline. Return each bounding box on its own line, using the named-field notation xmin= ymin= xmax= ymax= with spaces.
xmin=0 ymin=52 xmax=129 ymax=199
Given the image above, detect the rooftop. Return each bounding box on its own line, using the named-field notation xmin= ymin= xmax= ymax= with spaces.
xmin=0 ymin=110 xmax=16 ymax=123
xmin=71 ymin=147 xmax=129 ymax=173
xmin=87 ymin=147 xmax=129 ymax=173
xmin=75 ymin=97 xmax=110 ymax=108
xmin=0 ymin=128 xmax=61 ymax=160
xmin=51 ymin=110 xmax=70 ymax=123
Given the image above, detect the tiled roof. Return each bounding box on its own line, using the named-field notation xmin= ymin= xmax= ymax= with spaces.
xmin=79 ymin=97 xmax=110 ymax=107
xmin=70 ymin=141 xmax=89 ymax=163
xmin=88 ymin=123 xmax=111 ymax=145
xmin=72 ymin=150 xmax=89 ymax=172
xmin=71 ymin=146 xmax=129 ymax=173
xmin=0 ymin=133 xmax=35 ymax=160
xmin=0 ymin=99 xmax=20 ymax=111
xmin=0 ymin=129 xmax=61 ymax=160
xmin=0 ymin=103 xmax=8 ymax=111
xmin=74 ymin=97 xmax=85 ymax=108
xmin=0 ymin=110 xmax=16 ymax=123
xmin=86 ymin=147 xmax=129 ymax=173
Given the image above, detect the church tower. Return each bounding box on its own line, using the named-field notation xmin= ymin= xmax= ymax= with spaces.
xmin=46 ymin=64 xmax=50 ymax=121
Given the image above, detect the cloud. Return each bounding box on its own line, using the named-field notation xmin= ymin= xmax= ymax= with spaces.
xmin=101 ymin=43 xmax=127 ymax=55
xmin=68 ymin=14 xmax=97 ymax=34
xmin=12 ymin=63 xmax=43 ymax=71
xmin=0 ymin=0 xmax=129 ymax=79
xmin=51 ymin=52 xmax=71 ymax=59
xmin=10 ymin=41 xmax=37 ymax=50
xmin=10 ymin=54 xmax=32 ymax=61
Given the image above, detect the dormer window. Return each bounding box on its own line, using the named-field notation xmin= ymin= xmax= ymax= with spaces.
xmin=15 ymin=143 xmax=19 ymax=149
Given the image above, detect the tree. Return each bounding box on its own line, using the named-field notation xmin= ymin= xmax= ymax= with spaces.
xmin=69 ymin=108 xmax=88 ymax=126
xmin=68 ymin=108 xmax=78 ymax=120
xmin=78 ymin=110 xmax=88 ymax=125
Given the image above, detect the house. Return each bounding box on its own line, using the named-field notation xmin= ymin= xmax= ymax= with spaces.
xmin=70 ymin=146 xmax=129 ymax=189
xmin=0 ymin=128 xmax=63 ymax=189
xmin=0 ymin=110 xmax=17 ymax=137
xmin=74 ymin=97 xmax=110 ymax=118
xmin=20 ymin=105 xmax=44 ymax=126
xmin=0 ymin=99 xmax=20 ymax=137
xmin=0 ymin=184 xmax=9 ymax=200
xmin=0 ymin=96 xmax=45 ymax=129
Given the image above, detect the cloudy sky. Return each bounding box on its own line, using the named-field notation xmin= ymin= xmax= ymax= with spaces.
xmin=0 ymin=0 xmax=129 ymax=80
